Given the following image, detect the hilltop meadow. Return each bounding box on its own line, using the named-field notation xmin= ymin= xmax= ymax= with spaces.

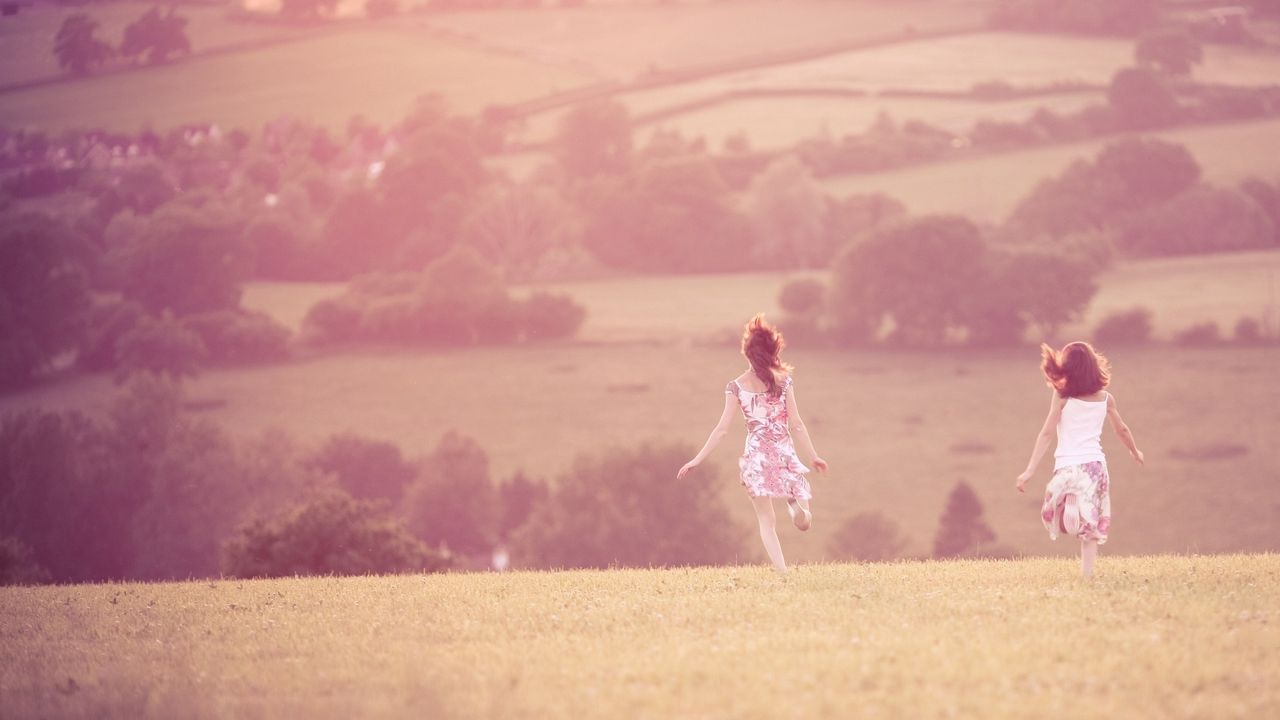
xmin=3 ymin=555 xmax=1278 ymax=719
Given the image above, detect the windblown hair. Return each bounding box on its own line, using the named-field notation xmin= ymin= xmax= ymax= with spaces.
xmin=1041 ymin=341 xmax=1110 ymax=398
xmin=741 ymin=314 xmax=792 ymax=398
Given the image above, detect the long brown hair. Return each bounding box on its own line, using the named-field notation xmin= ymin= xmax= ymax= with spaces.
xmin=741 ymin=314 xmax=792 ymax=397
xmin=1041 ymin=341 xmax=1110 ymax=398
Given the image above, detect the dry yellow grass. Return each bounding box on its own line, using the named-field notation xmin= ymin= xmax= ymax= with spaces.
xmin=3 ymin=554 xmax=1278 ymax=719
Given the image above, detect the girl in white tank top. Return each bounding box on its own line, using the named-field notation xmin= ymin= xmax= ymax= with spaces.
xmin=1016 ymin=342 xmax=1145 ymax=579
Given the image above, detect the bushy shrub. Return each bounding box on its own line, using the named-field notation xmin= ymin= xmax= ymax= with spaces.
xmin=932 ymin=481 xmax=998 ymax=559
xmin=0 ymin=536 xmax=52 ymax=586
xmin=511 ymin=442 xmax=746 ymax=569
xmin=1117 ymin=185 xmax=1275 ymax=256
xmin=827 ymin=512 xmax=910 ymax=563
xmin=78 ymin=300 xmax=148 ymax=371
xmin=302 ymin=249 xmax=585 ymax=346
xmin=181 ymin=309 xmax=291 ymax=364
xmin=520 ymin=291 xmax=587 ymax=340
xmin=1107 ymin=67 xmax=1182 ymax=129
xmin=1233 ymin=317 xmax=1264 ymax=344
xmin=401 ymin=431 xmax=498 ymax=558
xmin=114 ymin=312 xmax=207 ymax=381
xmin=0 ymin=212 xmax=92 ymax=386
xmin=1093 ymin=307 xmax=1154 ymax=346
xmin=222 ymin=491 xmax=445 ymax=579
xmin=301 ymin=297 xmax=364 ymax=345
xmin=778 ymin=278 xmax=827 ymax=317
xmin=306 ymin=433 xmax=415 ymax=504
xmin=1173 ymin=321 xmax=1221 ymax=346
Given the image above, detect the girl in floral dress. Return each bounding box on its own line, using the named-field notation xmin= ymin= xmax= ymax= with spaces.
xmin=677 ymin=315 xmax=828 ymax=573
xmin=1016 ymin=342 xmax=1145 ymax=579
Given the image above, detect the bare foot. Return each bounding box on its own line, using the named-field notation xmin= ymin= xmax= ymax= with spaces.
xmin=787 ymin=500 xmax=812 ymax=532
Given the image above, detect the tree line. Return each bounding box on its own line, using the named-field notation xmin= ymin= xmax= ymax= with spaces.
xmin=0 ymin=375 xmax=1008 ymax=585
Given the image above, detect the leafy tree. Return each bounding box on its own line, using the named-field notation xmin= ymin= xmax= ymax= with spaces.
xmin=1093 ymin=307 xmax=1154 ymax=346
xmin=822 ymin=193 xmax=908 ymax=258
xmin=120 ymin=7 xmax=191 ymax=66
xmin=932 ymin=481 xmax=997 ymax=559
xmin=746 ymin=156 xmax=828 ymax=268
xmin=0 ymin=536 xmax=51 ymax=585
xmin=826 ymin=512 xmax=910 ymax=563
xmin=555 ymin=100 xmax=633 ymax=178
xmin=1118 ymin=185 xmax=1275 ymax=256
xmin=306 ymin=433 xmax=416 ymax=504
xmin=222 ymin=491 xmax=445 ymax=578
xmin=114 ymin=312 xmax=207 ymax=381
xmin=832 ymin=215 xmax=987 ymax=345
xmin=77 ymin=300 xmax=147 ymax=371
xmin=401 ymin=431 xmax=497 ymax=557
xmin=180 ymin=309 xmax=292 ymax=365
xmin=1107 ymin=67 xmax=1181 ymax=129
xmin=497 ymin=472 xmax=549 ymax=541
xmin=0 ymin=213 xmax=91 ymax=386
xmin=1135 ymin=27 xmax=1203 ymax=76
xmin=965 ymin=250 xmax=1098 ymax=345
xmin=111 ymin=201 xmax=250 ymax=315
xmin=581 ymin=156 xmax=754 ymax=272
xmin=778 ymin=278 xmax=827 ymax=317
xmin=319 ymin=188 xmax=400 ymax=279
xmin=379 ymin=125 xmax=484 ymax=238
xmin=1094 ymin=137 xmax=1201 ymax=206
xmin=460 ymin=184 xmax=578 ymax=282
xmin=53 ymin=13 xmax=113 ymax=76
xmin=1008 ymin=138 xmax=1200 ymax=240
xmin=511 ymin=442 xmax=746 ymax=569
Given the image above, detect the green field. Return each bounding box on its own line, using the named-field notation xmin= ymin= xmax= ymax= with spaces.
xmin=0 ymin=26 xmax=591 ymax=132
xmin=0 ymin=1 xmax=304 ymax=88
xmin=5 ymin=339 xmax=1278 ymax=563
xmin=816 ymin=119 xmax=1280 ymax=222
xmin=243 ymin=250 xmax=1280 ymax=342
xmin=3 ymin=555 xmax=1278 ymax=718
xmin=422 ymin=0 xmax=989 ymax=80
xmin=9 ymin=251 xmax=1277 ymax=562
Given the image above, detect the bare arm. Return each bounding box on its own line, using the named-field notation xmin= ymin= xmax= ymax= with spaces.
xmin=676 ymin=392 xmax=738 ymax=479
xmin=1016 ymin=390 xmax=1066 ymax=492
xmin=1107 ymin=393 xmax=1145 ymax=465
xmin=785 ymin=382 xmax=828 ymax=473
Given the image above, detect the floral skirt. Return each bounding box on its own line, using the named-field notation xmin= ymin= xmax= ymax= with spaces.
xmin=739 ymin=438 xmax=812 ymax=500
xmin=1041 ymin=461 xmax=1111 ymax=544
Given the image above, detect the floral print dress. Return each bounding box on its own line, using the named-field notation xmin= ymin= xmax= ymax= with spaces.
xmin=727 ymin=376 xmax=812 ymax=500
xmin=1041 ymin=461 xmax=1111 ymax=544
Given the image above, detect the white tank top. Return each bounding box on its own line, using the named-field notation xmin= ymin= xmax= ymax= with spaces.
xmin=1054 ymin=393 xmax=1109 ymax=470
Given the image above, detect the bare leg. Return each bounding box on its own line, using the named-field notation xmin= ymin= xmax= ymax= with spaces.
xmin=751 ymin=496 xmax=787 ymax=572
xmin=1081 ymin=538 xmax=1098 ymax=579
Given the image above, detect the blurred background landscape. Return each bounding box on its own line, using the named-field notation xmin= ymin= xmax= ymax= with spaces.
xmin=2 ymin=0 xmax=1279 ymax=585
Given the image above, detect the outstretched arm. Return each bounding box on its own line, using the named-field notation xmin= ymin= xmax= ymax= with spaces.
xmin=677 ymin=393 xmax=738 ymax=479
xmin=1016 ymin=390 xmax=1066 ymax=492
xmin=785 ymin=383 xmax=828 ymax=473
xmin=1107 ymin=393 xmax=1145 ymax=466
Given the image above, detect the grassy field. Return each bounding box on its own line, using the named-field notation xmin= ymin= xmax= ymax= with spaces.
xmin=5 ymin=339 xmax=1278 ymax=563
xmin=0 ymin=26 xmax=591 ymax=132
xmin=243 ymin=250 xmax=1280 ymax=342
xmin=0 ymin=2 xmax=304 ymax=88
xmin=422 ymin=0 xmax=989 ymax=81
xmin=816 ymin=119 xmax=1280 ymax=222
xmin=3 ymin=555 xmax=1278 ymax=718
xmin=1 ymin=251 xmax=1264 ymax=563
